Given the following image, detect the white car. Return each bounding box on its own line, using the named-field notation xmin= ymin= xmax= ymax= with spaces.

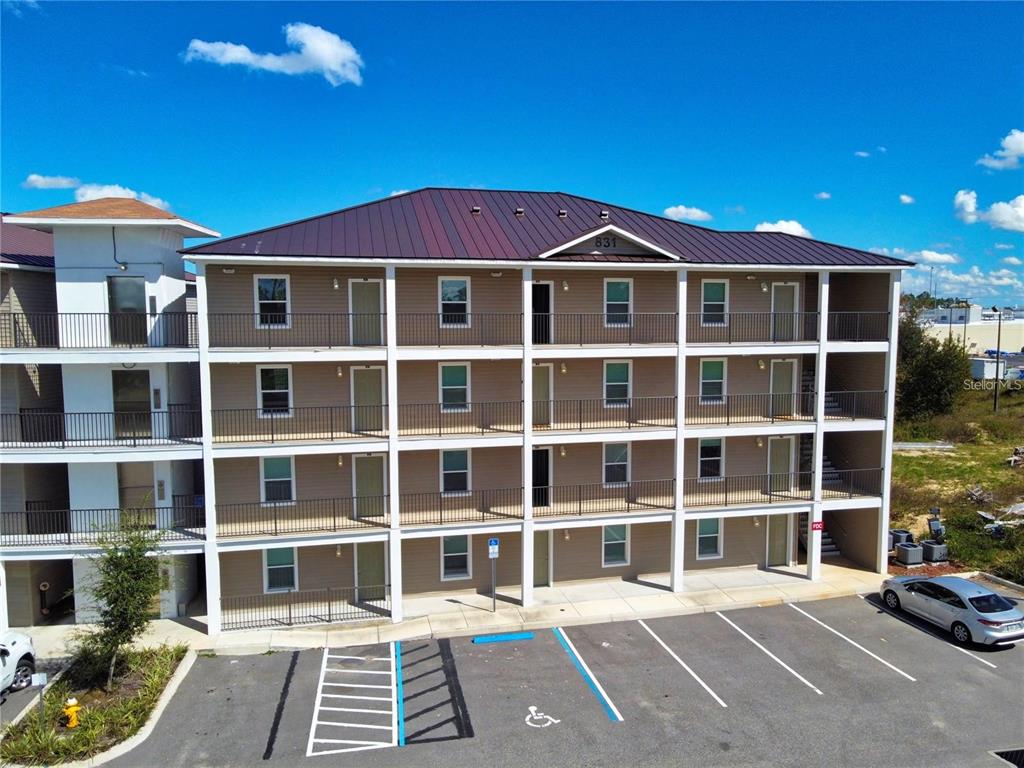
xmin=0 ymin=630 xmax=36 ymax=700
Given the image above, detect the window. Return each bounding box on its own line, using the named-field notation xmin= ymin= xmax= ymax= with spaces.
xmin=604 ymin=361 xmax=631 ymax=407
xmin=932 ymin=586 xmax=967 ymax=609
xmin=603 ymin=443 xmax=629 ymax=485
xmin=697 ymin=518 xmax=722 ymax=559
xmin=258 ymin=366 xmax=292 ymax=415
xmin=441 ymin=449 xmax=470 ymax=494
xmin=698 ymin=439 xmax=723 ymax=481
xmin=439 ymin=277 xmax=470 ymax=326
xmin=699 ymin=359 xmax=726 ymax=403
xmin=440 ymin=363 xmax=470 ymax=411
xmin=264 ymin=547 xmax=297 ymax=592
xmin=254 ymin=275 xmax=290 ymax=327
xmin=441 ymin=535 xmax=471 ymax=580
xmin=602 ymin=525 xmax=629 ymax=567
xmin=261 ymin=456 xmax=295 ymax=504
xmin=604 ymin=279 xmax=632 ymax=326
xmin=701 ymin=280 xmax=728 ymax=325
xmin=969 ymin=593 xmax=1015 ymax=613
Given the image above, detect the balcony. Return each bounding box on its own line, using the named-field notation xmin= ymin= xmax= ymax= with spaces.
xmin=398 ymin=401 xmax=522 ymax=437
xmin=216 ymin=496 xmax=388 ymax=538
xmin=0 ymin=504 xmax=205 ymax=547
xmin=211 ymin=406 xmax=387 ymax=444
xmin=398 ymin=487 xmax=523 ymax=526
xmin=686 ymin=312 xmax=819 ymax=344
xmin=532 ymin=479 xmax=675 ymax=519
xmin=396 ymin=313 xmax=522 ymax=346
xmin=822 ymin=468 xmax=884 ymax=500
xmin=681 ymin=472 xmax=814 ymax=508
xmin=207 ymin=313 xmax=386 ymax=348
xmin=537 ymin=314 xmax=676 ymax=345
xmin=221 ymin=585 xmax=391 ymax=631
xmin=827 ymin=312 xmax=890 ymax=342
xmin=535 ymin=397 xmax=675 ymax=432
xmin=0 ymin=312 xmax=197 ymax=349
xmin=822 ymin=391 xmax=886 ymax=420
xmin=684 ymin=390 xmax=886 ymax=426
xmin=0 ymin=408 xmax=201 ymax=449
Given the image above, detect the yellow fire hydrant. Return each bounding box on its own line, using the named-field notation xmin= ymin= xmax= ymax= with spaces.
xmin=63 ymin=697 xmax=82 ymax=729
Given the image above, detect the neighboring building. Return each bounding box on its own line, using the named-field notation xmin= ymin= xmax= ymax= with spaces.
xmin=919 ymin=304 xmax=982 ymax=326
xmin=1 ymin=189 xmax=908 ymax=635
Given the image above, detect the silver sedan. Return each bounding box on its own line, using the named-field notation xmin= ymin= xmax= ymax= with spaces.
xmin=880 ymin=575 xmax=1024 ymax=646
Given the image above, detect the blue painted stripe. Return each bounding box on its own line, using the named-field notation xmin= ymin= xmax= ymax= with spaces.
xmin=471 ymin=631 xmax=535 ymax=644
xmin=394 ymin=641 xmax=405 ymax=746
xmin=552 ymin=627 xmax=622 ymax=722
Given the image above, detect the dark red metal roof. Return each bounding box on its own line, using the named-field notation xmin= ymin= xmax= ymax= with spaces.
xmin=182 ymin=188 xmax=912 ymax=268
xmin=0 ymin=221 xmax=54 ymax=268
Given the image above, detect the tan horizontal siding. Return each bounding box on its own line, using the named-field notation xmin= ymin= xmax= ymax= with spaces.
xmin=532 ymin=270 xmax=676 ymax=315
xmin=541 ymin=357 xmax=675 ymax=400
xmin=552 ymin=521 xmax=670 ymax=581
xmin=211 ymin=361 xmax=385 ymax=410
xmin=685 ymin=355 xmax=809 ymax=396
xmin=687 ymin=272 xmax=812 ymax=314
xmin=682 ymin=516 xmax=767 ymax=569
xmin=219 ymin=543 xmax=356 ymax=597
xmin=215 ymin=453 xmax=357 ymax=505
xmin=824 ymin=352 xmax=885 ymax=392
xmin=402 ymin=532 xmax=522 ymax=594
xmin=395 ymin=268 xmax=522 ymax=316
xmin=205 ymin=266 xmax=386 ymax=315
xmin=551 ymin=440 xmax=674 ymax=486
xmin=829 ymin=273 xmax=890 ymax=312
xmin=397 ymin=447 xmax=522 ymax=494
xmin=398 ymin=360 xmax=521 ymax=405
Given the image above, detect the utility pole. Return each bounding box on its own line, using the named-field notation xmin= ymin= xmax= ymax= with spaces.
xmin=962 ymin=297 xmax=971 ymax=353
xmin=992 ymin=306 xmax=1003 ymax=414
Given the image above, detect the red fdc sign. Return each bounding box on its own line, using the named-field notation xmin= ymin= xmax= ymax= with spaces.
xmin=811 ymin=521 xmax=825 ymax=532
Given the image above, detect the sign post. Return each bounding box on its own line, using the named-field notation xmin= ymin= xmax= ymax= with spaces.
xmin=32 ymin=672 xmax=48 ymax=727
xmin=488 ymin=537 xmax=499 ymax=612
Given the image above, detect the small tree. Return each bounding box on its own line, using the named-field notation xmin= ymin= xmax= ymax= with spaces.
xmin=896 ymin=305 xmax=972 ymax=421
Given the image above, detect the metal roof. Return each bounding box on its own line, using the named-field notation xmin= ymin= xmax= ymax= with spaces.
xmin=182 ymin=188 xmax=912 ymax=268
xmin=0 ymin=221 xmax=54 ymax=268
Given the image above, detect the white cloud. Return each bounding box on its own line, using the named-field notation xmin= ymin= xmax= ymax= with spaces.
xmin=389 ymin=189 xmax=410 ymax=197
xmin=754 ymin=219 xmax=812 ymax=238
xmin=902 ymin=263 xmax=1024 ymax=301
xmin=2 ymin=0 xmax=40 ymax=17
xmin=74 ymin=183 xmax=170 ymax=210
xmin=976 ymin=128 xmax=1024 ymax=170
xmin=1002 ymin=256 xmax=1023 ymax=266
xmin=871 ymin=247 xmax=959 ymax=264
xmin=854 ymin=150 xmax=870 ymax=158
xmin=955 ymin=189 xmax=1024 ymax=232
xmin=876 ymin=146 xmax=888 ymax=153
xmin=899 ymin=193 xmax=915 ymax=205
xmin=994 ymin=243 xmax=1015 ymax=250
xmin=185 ymin=22 xmax=364 ymax=87
xmin=814 ymin=192 xmax=831 ymax=200
xmin=664 ymin=204 xmax=712 ymax=222
xmin=22 ymin=173 xmax=80 ymax=189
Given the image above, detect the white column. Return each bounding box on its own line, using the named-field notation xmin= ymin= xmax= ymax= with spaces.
xmin=521 ymin=267 xmax=534 ymax=607
xmin=195 ymin=263 xmax=221 ymax=634
xmin=807 ymin=271 xmax=830 ymax=580
xmin=670 ymin=268 xmax=688 ymax=592
xmin=0 ymin=559 xmax=9 ymax=633
xmin=877 ymin=271 xmax=901 ymax=574
xmin=385 ymin=265 xmax=403 ymax=621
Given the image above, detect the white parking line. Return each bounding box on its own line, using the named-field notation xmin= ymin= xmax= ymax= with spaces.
xmin=637 ymin=620 xmax=728 ymax=708
xmin=857 ymin=595 xmax=998 ymax=669
xmin=716 ymin=612 xmax=824 ymax=696
xmin=789 ymin=604 xmax=917 ymax=682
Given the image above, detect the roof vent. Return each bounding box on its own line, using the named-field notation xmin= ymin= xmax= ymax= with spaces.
xmin=558 ymin=209 xmax=567 ymax=218
xmin=471 ymin=205 xmax=481 ymax=215
xmin=599 ymin=210 xmax=609 ymax=220
xmin=514 ymin=207 xmax=525 ymax=217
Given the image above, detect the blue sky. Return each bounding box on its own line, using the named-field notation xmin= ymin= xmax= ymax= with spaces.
xmin=3 ymin=1 xmax=1022 ymax=302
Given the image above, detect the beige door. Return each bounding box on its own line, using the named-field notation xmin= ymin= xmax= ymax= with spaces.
xmin=533 ymin=530 xmax=550 ymax=587
xmin=353 ymin=454 xmax=386 ymax=520
xmin=352 ymin=367 xmax=384 ymax=433
xmin=766 ymin=514 xmax=789 ymax=566
xmin=768 ymin=436 xmax=794 ymax=494
xmin=532 ymin=364 xmax=552 ymax=426
xmin=771 ymin=283 xmax=798 ymax=341
xmin=356 ymin=542 xmax=386 ymax=601
xmin=770 ymin=360 xmax=796 ymax=418
xmin=350 ymin=280 xmax=382 ymax=346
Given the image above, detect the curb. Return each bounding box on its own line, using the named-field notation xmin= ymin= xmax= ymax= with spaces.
xmin=978 ymin=571 xmax=1024 ymax=591
xmin=2 ymin=668 xmax=66 ymax=733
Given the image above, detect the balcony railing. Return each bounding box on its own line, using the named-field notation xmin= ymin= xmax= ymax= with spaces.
xmin=822 ymin=468 xmax=885 ymax=498
xmin=0 ymin=505 xmax=205 ymax=546
xmin=398 ymin=487 xmax=523 ymax=526
xmin=827 ymin=312 xmax=890 ymax=342
xmin=396 ymin=313 xmax=522 ymax=346
xmin=216 ymin=496 xmax=388 ymax=538
xmin=682 ymin=472 xmax=815 ymax=508
xmin=207 ymin=313 xmax=386 ymax=348
xmin=221 ymin=585 xmax=391 ymax=631
xmin=535 ymin=397 xmax=675 ymax=432
xmin=685 ymin=393 xmax=816 ymax=426
xmin=398 ymin=401 xmax=522 ymax=436
xmin=0 ymin=312 xmax=197 ymax=349
xmin=823 ymin=390 xmax=887 ymax=420
xmin=686 ymin=312 xmax=819 ymax=344
xmin=211 ymin=405 xmax=387 ymax=444
xmin=532 ymin=479 xmax=675 ymax=518
xmin=537 ymin=313 xmax=676 ymax=345
xmin=0 ymin=407 xmax=201 ymax=448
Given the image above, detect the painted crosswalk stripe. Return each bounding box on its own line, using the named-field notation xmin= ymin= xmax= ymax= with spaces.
xmin=638 ymin=620 xmax=728 ymax=708
xmin=716 ymin=612 xmax=824 ymax=696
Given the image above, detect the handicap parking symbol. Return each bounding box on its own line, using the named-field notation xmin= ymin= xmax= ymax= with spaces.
xmin=524 ymin=705 xmax=561 ymax=728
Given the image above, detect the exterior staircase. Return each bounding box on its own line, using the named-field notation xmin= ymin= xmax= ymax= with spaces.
xmin=801 ymin=370 xmax=841 ymax=415
xmin=798 ymin=512 xmax=841 ymax=557
xmin=798 ymin=437 xmax=842 ymax=487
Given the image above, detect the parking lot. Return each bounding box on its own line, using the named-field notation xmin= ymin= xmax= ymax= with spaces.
xmin=108 ymin=590 xmax=1023 ymax=768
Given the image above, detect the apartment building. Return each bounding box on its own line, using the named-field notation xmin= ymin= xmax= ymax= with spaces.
xmin=1 ymin=189 xmax=908 ymax=635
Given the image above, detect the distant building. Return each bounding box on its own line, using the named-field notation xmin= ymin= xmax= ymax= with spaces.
xmin=919 ymin=304 xmax=982 ymax=325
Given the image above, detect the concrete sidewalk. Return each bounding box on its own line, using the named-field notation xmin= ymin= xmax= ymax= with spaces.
xmin=22 ymin=561 xmax=883 ymax=660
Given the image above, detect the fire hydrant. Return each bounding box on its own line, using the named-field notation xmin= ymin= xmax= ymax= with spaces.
xmin=63 ymin=697 xmax=82 ymax=729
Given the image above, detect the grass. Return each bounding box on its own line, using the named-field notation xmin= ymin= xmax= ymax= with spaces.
xmin=0 ymin=644 xmax=186 ymax=766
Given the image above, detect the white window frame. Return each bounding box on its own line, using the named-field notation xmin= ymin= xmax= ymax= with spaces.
xmin=262 ymin=547 xmax=298 ymax=593
xmin=260 ymin=455 xmax=296 ymax=506
xmin=696 ymin=517 xmax=724 ymax=560
xmin=438 ymin=276 xmax=471 ymax=328
xmin=440 ymin=534 xmax=473 ymax=581
xmin=256 ymin=364 xmax=293 ymax=418
xmin=347 ymin=278 xmax=385 ymax=344
xmin=698 ymin=438 xmax=725 ymax=483
xmin=700 ymin=279 xmax=729 ymax=327
xmin=603 ymin=359 xmax=632 ymax=409
xmin=440 ymin=448 xmax=472 ymax=497
xmin=601 ymin=524 xmax=630 ymax=568
xmin=603 ymin=277 xmax=633 ymax=328
xmin=602 ymin=441 xmax=631 ymax=487
xmin=698 ymin=358 xmax=727 ymax=404
xmin=438 ymin=362 xmax=472 ymax=413
xmin=253 ymin=274 xmax=291 ymax=329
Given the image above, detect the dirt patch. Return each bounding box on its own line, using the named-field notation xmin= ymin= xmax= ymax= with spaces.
xmin=887 ymin=557 xmax=966 ymax=577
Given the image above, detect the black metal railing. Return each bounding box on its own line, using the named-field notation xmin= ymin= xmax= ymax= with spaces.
xmin=211 ymin=405 xmax=388 ymax=443
xmin=822 ymin=468 xmax=884 ymax=498
xmin=396 ymin=313 xmax=522 ymax=346
xmin=539 ymin=313 xmax=676 ymax=345
xmin=827 ymin=312 xmax=890 ymax=342
xmin=0 ymin=312 xmax=197 ymax=349
xmin=534 ymin=397 xmax=675 ymax=431
xmin=398 ymin=401 xmax=522 ymax=436
xmin=682 ymin=472 xmax=815 ymax=508
xmin=207 ymin=313 xmax=386 ymax=348
xmin=398 ymin=487 xmax=523 ymax=526
xmin=685 ymin=393 xmax=816 ymax=425
xmin=686 ymin=312 xmax=819 ymax=344
xmin=824 ymin=390 xmax=887 ymax=420
xmin=221 ymin=585 xmax=391 ymax=631
xmin=0 ymin=407 xmax=201 ymax=447
xmin=0 ymin=505 xmax=206 ymax=546
xmin=216 ymin=496 xmax=388 ymax=538
xmin=532 ymin=479 xmax=675 ymax=518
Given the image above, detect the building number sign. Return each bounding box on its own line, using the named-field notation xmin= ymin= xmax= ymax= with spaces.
xmin=594 ymin=236 xmax=618 ymax=248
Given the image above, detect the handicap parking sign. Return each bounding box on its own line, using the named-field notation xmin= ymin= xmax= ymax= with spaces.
xmin=488 ymin=537 xmax=499 ymax=558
